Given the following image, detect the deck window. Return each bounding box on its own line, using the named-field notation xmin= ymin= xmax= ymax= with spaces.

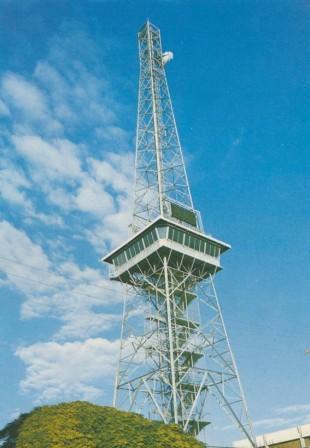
xmin=157 ymin=226 xmax=168 ymax=239
xmin=167 ymin=226 xmax=220 ymax=258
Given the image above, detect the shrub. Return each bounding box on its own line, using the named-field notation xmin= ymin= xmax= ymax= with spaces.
xmin=0 ymin=401 xmax=204 ymax=448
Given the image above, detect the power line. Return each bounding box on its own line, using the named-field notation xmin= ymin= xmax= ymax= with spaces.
xmin=0 ymin=255 xmax=120 ymax=294
xmin=0 ymin=269 xmax=122 ymax=302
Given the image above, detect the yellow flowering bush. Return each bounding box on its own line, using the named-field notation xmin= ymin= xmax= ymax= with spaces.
xmin=0 ymin=401 xmax=204 ymax=448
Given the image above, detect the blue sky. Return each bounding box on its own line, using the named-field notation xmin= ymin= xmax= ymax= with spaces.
xmin=0 ymin=0 xmax=309 ymax=444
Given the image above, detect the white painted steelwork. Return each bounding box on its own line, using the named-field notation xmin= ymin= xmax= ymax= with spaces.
xmin=103 ymin=20 xmax=256 ymax=447
xmin=132 ymin=21 xmax=194 ymax=233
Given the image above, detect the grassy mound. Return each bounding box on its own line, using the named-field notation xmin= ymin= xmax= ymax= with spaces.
xmin=0 ymin=401 xmax=204 ymax=447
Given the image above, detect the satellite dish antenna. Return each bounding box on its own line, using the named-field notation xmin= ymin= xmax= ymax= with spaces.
xmin=162 ymin=51 xmax=174 ymax=65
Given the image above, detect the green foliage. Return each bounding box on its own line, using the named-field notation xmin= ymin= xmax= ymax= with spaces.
xmin=0 ymin=401 xmax=204 ymax=448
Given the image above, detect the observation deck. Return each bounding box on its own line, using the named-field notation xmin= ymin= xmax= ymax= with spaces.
xmin=103 ymin=216 xmax=230 ymax=285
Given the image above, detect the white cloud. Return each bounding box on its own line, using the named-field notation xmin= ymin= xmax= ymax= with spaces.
xmin=84 ymin=155 xmax=134 ymax=249
xmin=1 ymin=73 xmax=62 ymax=134
xmin=223 ymin=408 xmax=310 ymax=433
xmin=0 ymin=23 xmax=136 ymax=408
xmin=89 ymin=154 xmax=134 ymax=193
xmin=47 ymin=186 xmax=74 ymax=209
xmin=9 ymin=133 xmax=133 ymax=226
xmin=0 ymin=161 xmax=65 ymax=227
xmin=0 ymin=162 xmax=32 ymax=209
xmin=16 ymin=338 xmax=119 ymax=402
xmin=276 ymin=403 xmax=310 ymax=415
xmin=252 ymin=404 xmax=310 ymax=431
xmin=249 ymin=403 xmax=310 ymax=431
xmin=12 ymin=135 xmax=82 ymax=181
xmin=56 ymin=311 xmax=120 ymax=340
xmin=2 ymin=73 xmax=47 ymax=116
xmin=33 ymin=56 xmax=120 ymax=134
xmin=29 ymin=212 xmax=64 ymax=227
xmin=254 ymin=414 xmax=310 ymax=429
xmin=0 ymin=22 xmax=134 ymax=239
xmin=88 ymin=213 xmax=130 ymax=252
xmin=74 ymin=176 xmax=115 ymax=217
xmin=0 ymin=221 xmax=123 ymax=339
xmin=0 ymin=220 xmax=52 ymax=294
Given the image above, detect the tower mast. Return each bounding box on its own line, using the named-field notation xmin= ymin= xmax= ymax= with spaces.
xmin=103 ymin=21 xmax=256 ymax=447
xmin=133 ymin=21 xmax=194 ymax=232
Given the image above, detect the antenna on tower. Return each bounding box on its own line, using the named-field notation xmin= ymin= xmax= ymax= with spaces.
xmin=102 ymin=21 xmax=256 ymax=448
xmin=162 ymin=51 xmax=173 ymax=65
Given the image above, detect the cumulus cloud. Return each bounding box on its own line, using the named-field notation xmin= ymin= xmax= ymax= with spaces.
xmin=74 ymin=176 xmax=115 ymax=217
xmin=0 ymin=22 xmax=135 ymax=404
xmin=16 ymin=338 xmax=119 ymax=402
xmin=0 ymin=220 xmax=52 ymax=287
xmin=1 ymin=73 xmax=62 ymax=134
xmin=89 ymin=155 xmax=133 ymax=194
xmin=0 ymin=22 xmax=134 ymax=236
xmin=12 ymin=135 xmax=83 ymax=180
xmin=0 ymin=161 xmax=32 ymax=209
xmin=0 ymin=221 xmax=122 ymax=339
xmin=2 ymin=73 xmax=47 ymax=116
xmin=0 ymin=160 xmax=64 ymax=226
xmin=34 ymin=60 xmax=118 ymax=132
xmin=10 ymin=132 xmax=133 ymax=221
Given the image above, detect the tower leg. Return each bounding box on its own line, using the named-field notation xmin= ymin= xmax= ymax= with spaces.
xmin=113 ymin=261 xmax=255 ymax=447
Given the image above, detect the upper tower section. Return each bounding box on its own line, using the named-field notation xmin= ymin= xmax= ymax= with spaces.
xmin=132 ymin=21 xmax=202 ymax=234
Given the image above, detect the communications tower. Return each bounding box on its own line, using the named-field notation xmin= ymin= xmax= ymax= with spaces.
xmin=103 ymin=21 xmax=256 ymax=446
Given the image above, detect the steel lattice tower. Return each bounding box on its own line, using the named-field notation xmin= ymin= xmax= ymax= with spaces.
xmin=103 ymin=21 xmax=256 ymax=446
